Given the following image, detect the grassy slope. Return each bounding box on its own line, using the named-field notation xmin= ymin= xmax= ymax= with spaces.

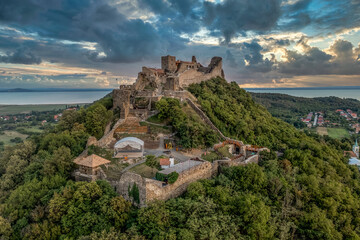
xmin=0 ymin=131 xmax=28 ymax=145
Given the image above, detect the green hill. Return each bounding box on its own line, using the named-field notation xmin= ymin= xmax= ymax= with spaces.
xmin=250 ymin=92 xmax=360 ymax=128
xmin=1 ymin=78 xmax=360 ymax=239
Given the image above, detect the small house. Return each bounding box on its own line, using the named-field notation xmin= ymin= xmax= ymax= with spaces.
xmin=74 ymin=154 xmax=111 ymax=181
xmin=160 ymin=157 xmax=174 ymax=169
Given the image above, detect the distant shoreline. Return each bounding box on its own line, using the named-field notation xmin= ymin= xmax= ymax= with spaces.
xmin=245 ymin=86 xmax=360 ymax=91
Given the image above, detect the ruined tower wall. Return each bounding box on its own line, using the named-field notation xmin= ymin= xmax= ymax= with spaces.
xmin=178 ymin=58 xmax=223 ymax=87
xmin=113 ymin=89 xmax=131 ymax=119
xmin=161 ymin=55 xmax=177 ymax=72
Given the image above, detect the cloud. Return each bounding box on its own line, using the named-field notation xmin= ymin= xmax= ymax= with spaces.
xmin=0 ymin=47 xmax=42 ymax=64
xmin=278 ymin=38 xmax=360 ymax=75
xmin=203 ymin=0 xmax=282 ymax=42
xmin=0 ymin=0 xmax=187 ymax=63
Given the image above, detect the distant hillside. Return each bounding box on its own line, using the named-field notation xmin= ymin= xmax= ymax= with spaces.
xmin=250 ymin=92 xmax=360 ymax=128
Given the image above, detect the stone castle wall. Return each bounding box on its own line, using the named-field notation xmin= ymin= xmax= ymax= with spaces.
xmin=115 ymin=160 xmax=213 ymax=206
xmin=178 ymin=65 xmax=222 ymax=87
xmin=145 ymin=160 xmax=213 ymax=202
xmin=114 ymin=172 xmax=148 ymax=207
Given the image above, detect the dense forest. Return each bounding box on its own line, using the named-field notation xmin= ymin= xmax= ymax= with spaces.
xmin=1 ymin=78 xmax=360 ymax=239
xmin=251 ymin=92 xmax=360 ymax=128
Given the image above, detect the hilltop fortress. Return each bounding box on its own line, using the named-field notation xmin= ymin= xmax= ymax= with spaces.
xmin=73 ymin=55 xmax=270 ymax=207
xmin=113 ymin=55 xmax=224 ymax=120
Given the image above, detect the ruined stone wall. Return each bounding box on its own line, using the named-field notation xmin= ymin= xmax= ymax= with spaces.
xmin=163 ymin=90 xmax=190 ymax=100
xmin=97 ymin=118 xmax=124 ymax=148
xmin=145 ymin=161 xmax=213 ymax=202
xmin=164 ymin=77 xmax=179 ymax=91
xmin=178 ymin=58 xmax=223 ymax=87
xmin=243 ymin=155 xmax=259 ymax=165
xmin=116 ymin=172 xmax=148 ymax=207
xmin=176 ymin=62 xmax=198 ymax=74
xmin=128 ymin=109 xmax=149 ymax=121
xmin=113 ymin=89 xmax=131 ymax=119
xmin=114 ymin=156 xmax=258 ymax=207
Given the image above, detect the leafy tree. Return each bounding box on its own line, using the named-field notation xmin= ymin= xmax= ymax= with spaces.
xmin=145 ymin=155 xmax=158 ymax=173
xmin=128 ymin=183 xmax=140 ymax=204
xmin=43 ymin=146 xmax=73 ymax=176
xmin=48 ymin=181 xmax=131 ymax=239
xmin=0 ymin=216 xmax=13 ymax=239
xmin=85 ymin=103 xmax=113 ymax=139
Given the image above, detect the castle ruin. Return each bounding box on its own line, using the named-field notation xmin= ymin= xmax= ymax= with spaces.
xmin=113 ymin=55 xmax=224 ymax=120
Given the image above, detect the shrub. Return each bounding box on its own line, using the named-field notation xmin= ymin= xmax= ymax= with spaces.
xmin=167 ymin=172 xmax=179 ymax=184
xmin=155 ymin=172 xmax=167 ymax=182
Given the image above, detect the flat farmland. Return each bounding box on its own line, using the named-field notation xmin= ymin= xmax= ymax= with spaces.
xmin=327 ymin=128 xmax=350 ymax=139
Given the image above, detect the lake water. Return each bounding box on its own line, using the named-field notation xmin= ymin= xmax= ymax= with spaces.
xmin=0 ymin=91 xmax=112 ymax=105
xmin=1 ymin=88 xmax=360 ymax=105
xmin=246 ymin=89 xmax=360 ymax=101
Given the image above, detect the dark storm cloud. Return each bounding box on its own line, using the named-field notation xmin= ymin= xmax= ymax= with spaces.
xmin=139 ymin=0 xmax=202 ymax=34
xmin=279 ymin=0 xmax=312 ymax=31
xmin=203 ymin=0 xmax=282 ymax=42
xmin=225 ymin=50 xmax=238 ymax=68
xmin=280 ymin=0 xmax=360 ymax=34
xmin=0 ymin=47 xmax=41 ymax=64
xmin=0 ymin=0 xmax=187 ymax=63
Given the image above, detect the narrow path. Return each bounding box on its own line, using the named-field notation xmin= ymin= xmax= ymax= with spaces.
xmin=121 ymin=159 xmax=146 ymax=173
xmin=186 ymin=98 xmax=226 ymax=140
xmin=186 ymin=97 xmax=243 ymax=144
xmin=143 ymin=121 xmax=167 ymax=127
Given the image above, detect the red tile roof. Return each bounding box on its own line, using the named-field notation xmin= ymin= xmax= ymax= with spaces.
xmin=160 ymin=158 xmax=170 ymax=166
xmin=74 ymin=154 xmax=111 ymax=168
xmin=344 ymin=151 xmax=357 ymax=158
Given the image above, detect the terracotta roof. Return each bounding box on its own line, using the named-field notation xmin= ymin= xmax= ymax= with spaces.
xmin=75 ymin=154 xmax=111 ymax=168
xmin=160 ymin=158 xmax=170 ymax=166
xmin=344 ymin=151 xmax=357 ymax=158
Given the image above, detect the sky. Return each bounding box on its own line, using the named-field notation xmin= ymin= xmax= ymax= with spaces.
xmin=0 ymin=0 xmax=359 ymax=89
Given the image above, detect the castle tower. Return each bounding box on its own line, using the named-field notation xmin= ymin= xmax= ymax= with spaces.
xmin=353 ymin=139 xmax=359 ymax=157
xmin=161 ymin=55 xmax=177 ymax=72
xmin=192 ymin=56 xmax=197 ymax=63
